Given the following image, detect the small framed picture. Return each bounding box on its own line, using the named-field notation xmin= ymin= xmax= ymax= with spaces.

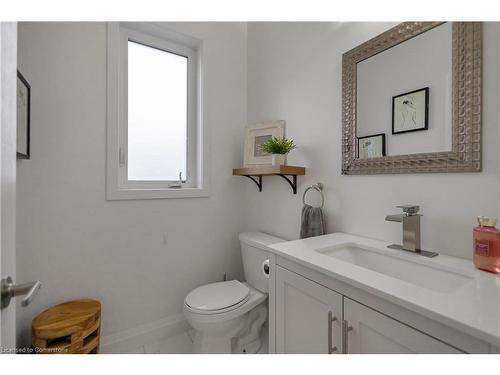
xmin=357 ymin=133 xmax=386 ymax=159
xmin=392 ymin=87 xmax=429 ymax=135
xmin=244 ymin=120 xmax=285 ymax=166
xmin=17 ymin=70 xmax=31 ymax=159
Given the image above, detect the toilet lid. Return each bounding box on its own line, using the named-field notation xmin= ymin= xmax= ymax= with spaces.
xmin=185 ymin=280 xmax=250 ymax=312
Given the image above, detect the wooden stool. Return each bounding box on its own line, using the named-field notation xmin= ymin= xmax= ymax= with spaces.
xmin=32 ymin=299 xmax=101 ymax=354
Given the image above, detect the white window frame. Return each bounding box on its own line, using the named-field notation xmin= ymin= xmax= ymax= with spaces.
xmin=106 ymin=22 xmax=209 ymax=200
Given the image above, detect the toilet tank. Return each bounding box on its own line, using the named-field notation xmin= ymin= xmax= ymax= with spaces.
xmin=239 ymin=232 xmax=284 ymax=293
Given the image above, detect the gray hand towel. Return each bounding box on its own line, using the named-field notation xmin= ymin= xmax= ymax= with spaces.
xmin=300 ymin=204 xmax=325 ymax=239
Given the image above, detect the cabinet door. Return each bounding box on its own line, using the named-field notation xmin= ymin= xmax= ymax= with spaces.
xmin=275 ymin=266 xmax=343 ymax=353
xmin=344 ymin=298 xmax=462 ymax=354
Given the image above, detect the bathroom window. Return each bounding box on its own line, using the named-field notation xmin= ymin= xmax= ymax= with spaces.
xmin=106 ymin=23 xmax=208 ymax=200
xmin=127 ymin=41 xmax=188 ymax=182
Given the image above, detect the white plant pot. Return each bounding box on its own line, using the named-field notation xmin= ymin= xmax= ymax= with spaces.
xmin=271 ymin=154 xmax=287 ymax=166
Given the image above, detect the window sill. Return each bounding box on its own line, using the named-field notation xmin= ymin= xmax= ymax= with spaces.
xmin=106 ymin=187 xmax=210 ymax=201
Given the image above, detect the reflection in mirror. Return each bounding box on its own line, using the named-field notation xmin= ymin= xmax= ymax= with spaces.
xmin=356 ymin=22 xmax=452 ymax=158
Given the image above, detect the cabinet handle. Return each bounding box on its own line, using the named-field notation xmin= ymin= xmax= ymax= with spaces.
xmin=327 ymin=311 xmax=338 ymax=353
xmin=342 ymin=320 xmax=353 ymax=354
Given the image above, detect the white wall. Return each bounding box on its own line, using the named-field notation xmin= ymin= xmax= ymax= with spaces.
xmin=246 ymin=22 xmax=500 ymax=259
xmin=16 ymin=22 xmax=249 ymax=347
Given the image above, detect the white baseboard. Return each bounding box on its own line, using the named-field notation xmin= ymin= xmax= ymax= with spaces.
xmin=100 ymin=313 xmax=190 ymax=354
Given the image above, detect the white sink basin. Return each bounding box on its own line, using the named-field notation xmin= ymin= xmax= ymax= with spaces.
xmin=316 ymin=243 xmax=473 ymax=293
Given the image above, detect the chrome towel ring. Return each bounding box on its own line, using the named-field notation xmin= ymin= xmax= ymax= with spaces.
xmin=302 ymin=183 xmax=324 ymax=209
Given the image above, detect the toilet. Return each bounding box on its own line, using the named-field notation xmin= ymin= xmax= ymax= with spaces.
xmin=183 ymin=232 xmax=283 ymax=354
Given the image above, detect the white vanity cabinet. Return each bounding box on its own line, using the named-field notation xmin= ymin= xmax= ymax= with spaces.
xmin=268 ymin=233 xmax=499 ymax=353
xmin=273 ymin=263 xmax=470 ymax=354
xmin=275 ymin=266 xmax=343 ymax=353
xmin=344 ymin=298 xmax=461 ymax=353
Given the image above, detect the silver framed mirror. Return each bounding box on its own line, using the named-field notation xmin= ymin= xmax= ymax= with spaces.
xmin=342 ymin=22 xmax=482 ymax=175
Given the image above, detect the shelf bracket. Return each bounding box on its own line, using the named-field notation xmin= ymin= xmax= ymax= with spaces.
xmin=244 ymin=175 xmax=262 ymax=192
xmin=239 ymin=173 xmax=299 ymax=194
xmin=277 ymin=174 xmax=298 ymax=194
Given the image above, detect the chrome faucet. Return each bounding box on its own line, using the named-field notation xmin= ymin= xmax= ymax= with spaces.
xmin=385 ymin=205 xmax=438 ymax=258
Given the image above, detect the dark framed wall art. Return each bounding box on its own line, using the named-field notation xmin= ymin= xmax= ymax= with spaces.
xmin=17 ymin=70 xmax=31 ymax=159
xmin=357 ymin=133 xmax=386 ymax=159
xmin=392 ymin=87 xmax=429 ymax=135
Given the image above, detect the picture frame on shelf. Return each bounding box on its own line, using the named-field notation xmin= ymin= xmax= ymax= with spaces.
xmin=243 ymin=120 xmax=285 ymax=166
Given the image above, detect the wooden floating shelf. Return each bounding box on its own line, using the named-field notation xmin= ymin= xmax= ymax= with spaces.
xmin=232 ymin=165 xmax=306 ymax=194
xmin=233 ymin=165 xmax=306 ymax=176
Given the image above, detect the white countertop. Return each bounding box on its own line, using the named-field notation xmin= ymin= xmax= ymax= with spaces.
xmin=269 ymin=232 xmax=500 ymax=347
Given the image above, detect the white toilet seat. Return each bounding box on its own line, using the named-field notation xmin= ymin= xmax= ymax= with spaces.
xmin=184 ymin=282 xmax=267 ymax=324
xmin=185 ymin=280 xmax=250 ymax=315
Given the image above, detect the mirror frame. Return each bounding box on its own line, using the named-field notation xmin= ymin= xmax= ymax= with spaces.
xmin=342 ymin=22 xmax=482 ymax=175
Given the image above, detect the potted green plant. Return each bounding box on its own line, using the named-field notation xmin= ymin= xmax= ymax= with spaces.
xmin=261 ymin=136 xmax=296 ymax=166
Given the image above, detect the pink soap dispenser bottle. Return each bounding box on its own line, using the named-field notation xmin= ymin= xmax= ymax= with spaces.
xmin=473 ymin=216 xmax=500 ymax=273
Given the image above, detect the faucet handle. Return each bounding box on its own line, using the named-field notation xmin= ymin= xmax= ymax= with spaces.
xmin=396 ymin=205 xmax=420 ymax=215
